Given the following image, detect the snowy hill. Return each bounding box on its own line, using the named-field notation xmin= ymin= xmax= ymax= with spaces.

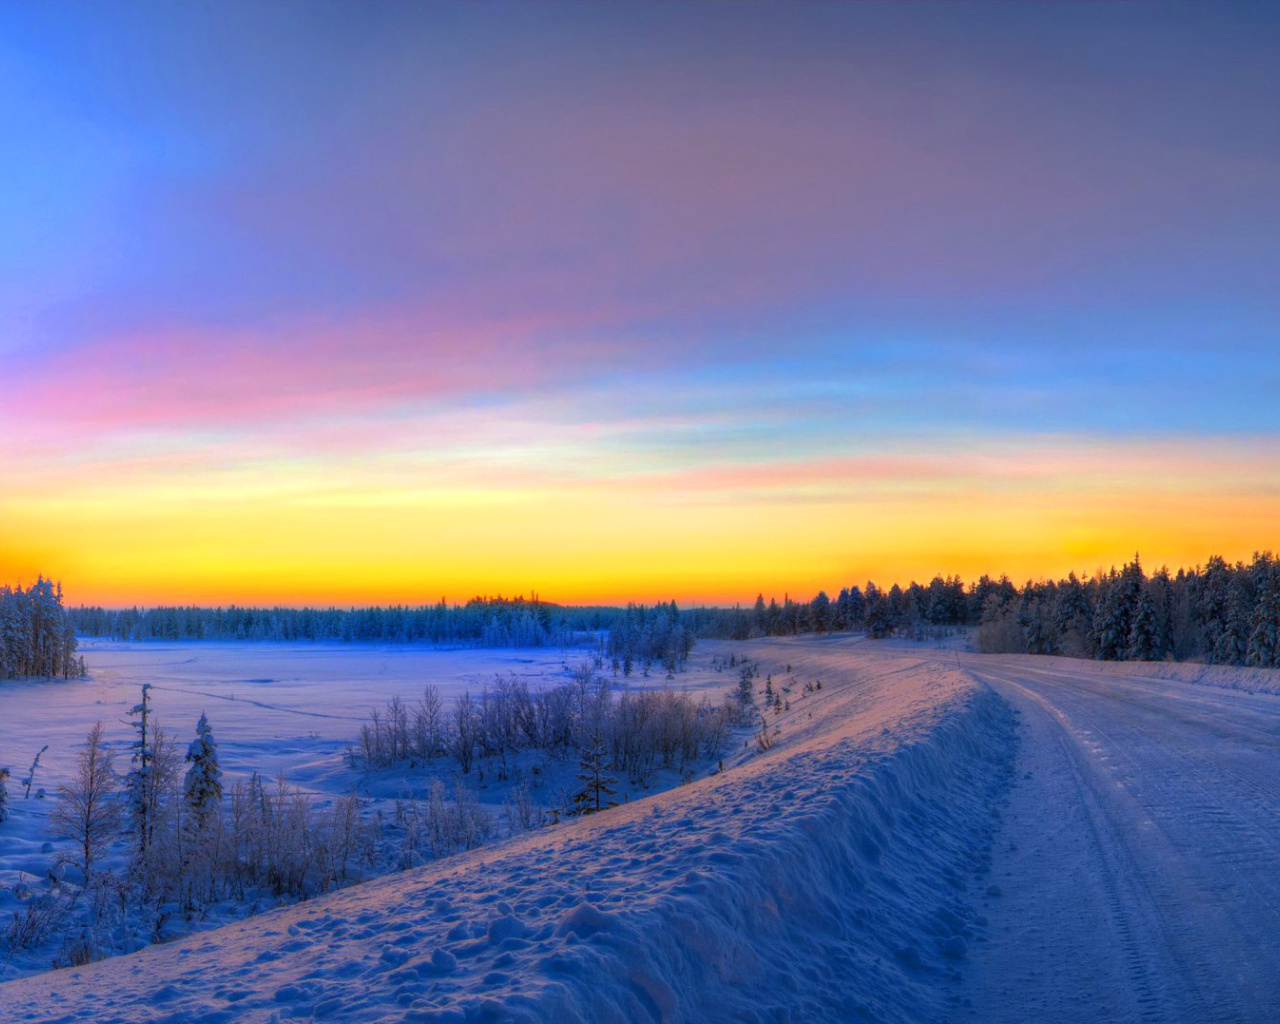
xmin=0 ymin=641 xmax=1017 ymax=1023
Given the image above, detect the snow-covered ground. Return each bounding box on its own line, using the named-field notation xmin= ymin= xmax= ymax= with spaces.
xmin=6 ymin=639 xmax=1280 ymax=1023
xmin=957 ymin=653 xmax=1280 ymax=1023
xmin=0 ymin=637 xmax=1018 ymax=1022
xmin=0 ymin=640 xmax=742 ymax=977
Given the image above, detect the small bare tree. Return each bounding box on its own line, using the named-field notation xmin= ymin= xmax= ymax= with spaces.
xmin=49 ymin=723 xmax=125 ymax=881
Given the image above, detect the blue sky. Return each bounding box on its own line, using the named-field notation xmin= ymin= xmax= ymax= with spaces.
xmin=2 ymin=2 xmax=1278 ymax=603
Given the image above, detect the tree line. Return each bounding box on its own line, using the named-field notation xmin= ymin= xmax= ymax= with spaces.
xmin=694 ymin=552 xmax=1280 ymax=667
xmin=68 ymin=595 xmax=618 ymax=648
xmin=1 ymin=578 xmax=84 ymax=679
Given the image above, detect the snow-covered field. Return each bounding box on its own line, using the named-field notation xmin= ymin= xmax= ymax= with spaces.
xmin=0 ymin=640 xmax=742 ymax=978
xmin=0 ymin=637 xmax=1018 ymax=1021
xmin=4 ymin=638 xmax=1280 ymax=1022
xmin=1 ymin=639 xmax=644 ymax=806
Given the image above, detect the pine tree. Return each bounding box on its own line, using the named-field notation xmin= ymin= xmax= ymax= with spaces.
xmin=1127 ymin=592 xmax=1160 ymax=661
xmin=184 ymin=713 xmax=223 ymax=829
xmin=0 ymin=766 xmax=9 ymax=823
xmin=866 ymin=593 xmax=895 ymax=638
xmin=1214 ymin=570 xmax=1253 ymax=665
xmin=1194 ymin=556 xmax=1233 ymax=661
xmin=126 ymin=684 xmax=155 ymax=855
xmin=572 ymin=738 xmax=618 ymax=815
xmin=1092 ymin=557 xmax=1144 ymax=661
xmin=1052 ymin=572 xmax=1092 ymax=656
xmin=1247 ymin=556 xmax=1280 ymax=668
xmin=810 ymin=591 xmax=831 ymax=633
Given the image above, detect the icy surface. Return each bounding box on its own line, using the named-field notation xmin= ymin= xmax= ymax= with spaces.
xmin=958 ymin=654 xmax=1280 ymax=1023
xmin=0 ymin=638 xmax=1017 ymax=1022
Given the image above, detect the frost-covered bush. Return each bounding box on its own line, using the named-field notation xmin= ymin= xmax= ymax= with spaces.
xmin=425 ymin=779 xmax=493 ymax=857
xmin=3 ymin=891 xmax=75 ymax=953
xmin=48 ymin=723 xmax=124 ymax=881
xmin=358 ymin=665 xmax=737 ymax=789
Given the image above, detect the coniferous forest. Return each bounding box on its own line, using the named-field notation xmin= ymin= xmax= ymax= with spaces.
xmin=697 ymin=552 xmax=1280 ymax=668
xmin=0 ymin=578 xmax=83 ymax=679
xmin=10 ymin=549 xmax=1279 ymax=675
xmin=68 ymin=596 xmax=616 ymax=648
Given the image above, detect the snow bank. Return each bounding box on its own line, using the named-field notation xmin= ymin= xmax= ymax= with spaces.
xmin=0 ymin=642 xmax=1017 ymax=1023
xmin=976 ymin=650 xmax=1280 ymax=696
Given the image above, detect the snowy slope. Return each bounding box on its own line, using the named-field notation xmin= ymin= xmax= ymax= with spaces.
xmin=0 ymin=640 xmax=1017 ymax=1023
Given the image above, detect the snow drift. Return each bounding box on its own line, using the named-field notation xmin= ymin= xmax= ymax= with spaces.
xmin=0 ymin=641 xmax=1017 ymax=1023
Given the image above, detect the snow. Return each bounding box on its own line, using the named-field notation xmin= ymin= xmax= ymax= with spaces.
xmin=958 ymin=653 xmax=1280 ymax=1022
xmin=0 ymin=638 xmax=1018 ymax=1022
xmin=6 ymin=638 xmax=1280 ymax=1022
xmin=0 ymin=640 xmax=736 ymax=978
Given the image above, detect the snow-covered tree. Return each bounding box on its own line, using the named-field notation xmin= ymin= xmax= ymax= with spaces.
xmin=0 ymin=577 xmax=81 ymax=679
xmin=126 ymin=684 xmax=155 ymax=854
xmin=1127 ymin=592 xmax=1161 ymax=661
xmin=0 ymin=766 xmax=9 ymax=823
xmin=1052 ymin=572 xmax=1093 ymax=657
xmin=865 ymin=584 xmax=896 ymax=638
xmin=809 ymin=591 xmax=831 ymax=633
xmin=49 ymin=722 xmax=124 ymax=880
xmin=184 ymin=713 xmax=223 ymax=829
xmin=1092 ymin=557 xmax=1144 ymax=661
xmin=1247 ymin=556 xmax=1280 ymax=668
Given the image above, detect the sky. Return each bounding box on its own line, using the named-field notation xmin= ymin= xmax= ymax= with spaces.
xmin=2 ymin=2 xmax=1279 ymax=607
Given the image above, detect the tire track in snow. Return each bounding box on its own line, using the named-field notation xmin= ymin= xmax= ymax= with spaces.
xmin=144 ymin=683 xmax=367 ymax=721
xmin=968 ymin=661 xmax=1279 ymax=1023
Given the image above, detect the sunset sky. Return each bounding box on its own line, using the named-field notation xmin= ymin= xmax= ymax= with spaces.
xmin=3 ymin=2 xmax=1278 ymax=607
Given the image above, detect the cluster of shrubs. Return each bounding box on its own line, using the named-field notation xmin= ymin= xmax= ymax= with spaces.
xmin=358 ymin=664 xmax=739 ymax=792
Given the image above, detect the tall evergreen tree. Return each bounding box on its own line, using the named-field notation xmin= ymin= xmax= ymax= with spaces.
xmin=1247 ymin=555 xmax=1280 ymax=668
xmin=1127 ymin=592 xmax=1161 ymax=661
xmin=184 ymin=713 xmax=223 ymax=829
xmin=126 ymin=684 xmax=156 ymax=856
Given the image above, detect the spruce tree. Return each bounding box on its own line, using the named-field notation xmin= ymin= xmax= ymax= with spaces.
xmin=1214 ymin=571 xmax=1253 ymax=665
xmin=1053 ymin=572 xmax=1093 ymax=656
xmin=810 ymin=591 xmax=831 ymax=633
xmin=1127 ymin=592 xmax=1161 ymax=661
xmin=572 ymin=738 xmax=618 ymax=815
xmin=1247 ymin=557 xmax=1280 ymax=668
xmin=184 ymin=713 xmax=223 ymax=829
xmin=126 ymin=684 xmax=155 ymax=855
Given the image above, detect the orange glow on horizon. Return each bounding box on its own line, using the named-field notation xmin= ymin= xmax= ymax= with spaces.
xmin=5 ymin=439 xmax=1277 ymax=609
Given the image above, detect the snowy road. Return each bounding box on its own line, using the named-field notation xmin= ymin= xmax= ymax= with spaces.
xmin=960 ymin=657 xmax=1280 ymax=1024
